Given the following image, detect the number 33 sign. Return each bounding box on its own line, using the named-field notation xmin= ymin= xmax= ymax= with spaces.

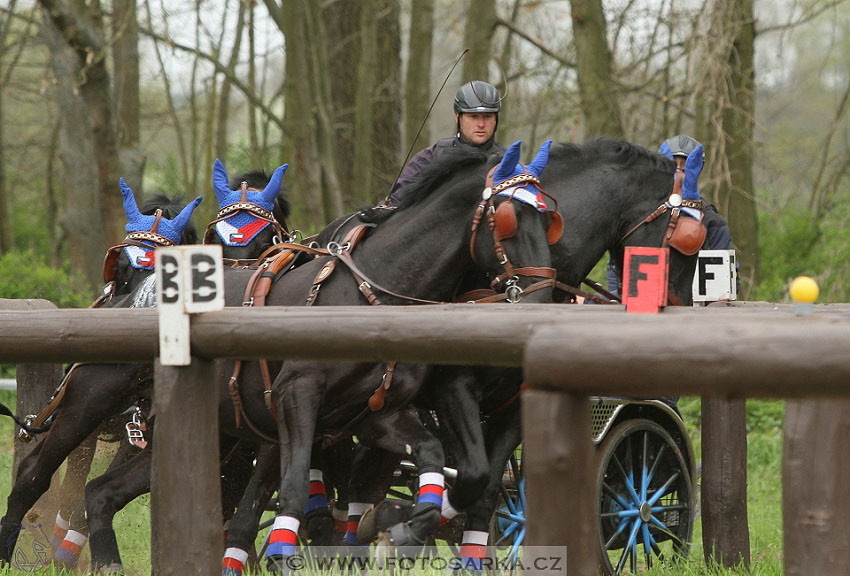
xmin=156 ymin=245 xmax=225 ymax=365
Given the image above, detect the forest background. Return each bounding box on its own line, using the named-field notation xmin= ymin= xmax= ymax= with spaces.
xmin=0 ymin=0 xmax=848 ymax=307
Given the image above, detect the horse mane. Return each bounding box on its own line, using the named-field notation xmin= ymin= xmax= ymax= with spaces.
xmin=140 ymin=194 xmax=199 ymax=244
xmin=228 ymin=169 xmax=293 ymax=219
xmin=549 ymin=137 xmax=674 ymax=173
xmin=394 ymin=148 xmax=491 ymax=212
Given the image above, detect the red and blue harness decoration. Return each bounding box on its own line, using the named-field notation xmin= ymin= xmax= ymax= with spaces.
xmin=215 ymin=212 xmax=271 ymax=246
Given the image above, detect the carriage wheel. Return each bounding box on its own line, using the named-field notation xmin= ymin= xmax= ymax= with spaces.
xmin=595 ymin=419 xmax=693 ymax=575
xmin=487 ymin=449 xmax=525 ymax=575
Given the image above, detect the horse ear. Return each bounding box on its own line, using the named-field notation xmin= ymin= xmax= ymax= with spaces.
xmin=493 ymin=140 xmax=522 ymax=184
xmin=658 ymin=141 xmax=673 ymax=160
xmin=682 ymin=144 xmax=703 ymax=200
xmin=212 ymin=158 xmax=231 ymax=205
xmin=261 ymin=163 xmax=288 ymax=205
xmin=526 ymin=139 xmax=552 ymax=177
xmin=120 ymin=177 xmax=142 ymax=223
xmin=171 ymin=195 xmax=203 ymax=233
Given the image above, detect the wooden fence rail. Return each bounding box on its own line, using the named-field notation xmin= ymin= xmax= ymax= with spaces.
xmin=2 ymin=301 xmax=849 ymax=574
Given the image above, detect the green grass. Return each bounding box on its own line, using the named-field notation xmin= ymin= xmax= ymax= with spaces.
xmin=1 ymin=392 xmax=785 ymax=575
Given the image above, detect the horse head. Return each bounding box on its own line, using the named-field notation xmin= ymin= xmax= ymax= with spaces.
xmin=207 ymin=158 xmax=291 ymax=260
xmin=472 ymin=140 xmax=559 ymax=302
xmin=104 ymin=179 xmax=202 ymax=304
xmin=542 ymin=138 xmax=705 ymax=305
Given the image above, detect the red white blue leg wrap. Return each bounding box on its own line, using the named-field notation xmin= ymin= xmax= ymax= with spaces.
xmin=417 ymin=472 xmax=444 ymax=508
xmin=344 ymin=502 xmax=373 ymax=546
xmin=303 ymin=469 xmax=329 ymax=515
xmin=265 ymin=515 xmax=299 ymax=559
xmin=222 ymin=547 xmax=249 ymax=576
xmin=53 ymin=529 xmax=87 ymax=568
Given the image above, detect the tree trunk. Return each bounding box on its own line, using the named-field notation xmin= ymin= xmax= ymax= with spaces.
xmin=372 ymin=1 xmax=401 ymax=200
xmin=354 ymin=0 xmax=377 ymax=205
xmin=0 ymin=83 xmax=8 ymax=254
xmin=39 ymin=0 xmax=123 ymax=252
xmin=568 ymin=0 xmax=624 ymax=138
xmin=215 ymin=1 xmax=247 ymax=164
xmin=324 ymin=2 xmax=360 ymax=203
xmin=404 ymin=0 xmax=434 ymax=155
xmin=41 ymin=13 xmax=106 ymax=292
xmin=275 ymin=0 xmax=325 ymax=228
xmin=463 ymin=0 xmax=496 ymax=81
xmin=712 ymin=0 xmax=759 ymax=298
xmin=112 ymin=0 xmax=144 ymax=194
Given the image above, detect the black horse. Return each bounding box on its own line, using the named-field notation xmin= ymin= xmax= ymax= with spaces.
xmin=0 ymin=184 xmax=203 ymax=570
xmin=358 ymin=137 xmax=706 ymax=570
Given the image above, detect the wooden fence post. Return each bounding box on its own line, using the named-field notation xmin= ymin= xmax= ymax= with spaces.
xmin=701 ymin=397 xmax=750 ymax=568
xmin=783 ymin=399 xmax=850 ymax=575
xmin=151 ymin=358 xmax=222 ymax=575
xmin=522 ymin=388 xmax=595 ymax=575
xmin=2 ymin=299 xmax=63 ymax=540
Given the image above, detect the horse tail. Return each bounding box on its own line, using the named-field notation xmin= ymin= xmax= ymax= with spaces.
xmin=0 ymin=402 xmax=53 ymax=435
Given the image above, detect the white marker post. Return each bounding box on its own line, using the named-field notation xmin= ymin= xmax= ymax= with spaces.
xmin=156 ymin=245 xmax=225 ymax=365
xmin=692 ymin=249 xmax=737 ymax=303
xmin=152 ymin=244 xmax=226 ymax=574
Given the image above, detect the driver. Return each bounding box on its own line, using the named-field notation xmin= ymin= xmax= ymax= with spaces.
xmin=385 ymin=80 xmax=504 ymax=206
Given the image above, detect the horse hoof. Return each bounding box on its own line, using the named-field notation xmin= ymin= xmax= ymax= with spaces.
xmin=358 ymin=499 xmax=412 ymax=543
xmin=386 ymin=520 xmax=426 ymax=557
xmin=93 ymin=562 xmax=125 ymax=574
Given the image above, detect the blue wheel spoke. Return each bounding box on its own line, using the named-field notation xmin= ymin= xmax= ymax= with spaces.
xmin=611 ymin=453 xmax=642 ymax=507
xmin=602 ymin=481 xmax=632 ymax=510
xmin=650 ymin=516 xmax=685 ymax=547
xmin=646 ymin=443 xmax=667 ymax=487
xmin=648 ymin=471 xmax=680 ymax=506
xmin=641 ymin=523 xmax=653 ymax=567
xmin=617 ymin=517 xmax=642 ymax=573
xmin=641 ymin=432 xmax=650 ymax=501
xmin=601 ymin=508 xmax=640 ymax=519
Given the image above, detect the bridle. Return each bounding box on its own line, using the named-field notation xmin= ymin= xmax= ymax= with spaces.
xmin=203 ymin=181 xmax=291 ymax=246
xmin=468 ymin=166 xmax=563 ymax=302
xmin=99 ymin=209 xmax=175 ymax=305
xmin=615 ymin=156 xmax=707 ymax=305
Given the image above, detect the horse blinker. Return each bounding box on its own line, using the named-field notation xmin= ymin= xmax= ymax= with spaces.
xmin=494 ymin=201 xmax=518 ymax=240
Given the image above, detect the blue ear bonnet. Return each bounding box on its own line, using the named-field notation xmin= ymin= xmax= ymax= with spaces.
xmin=120 ymin=178 xmax=202 ymax=244
xmin=659 ymin=141 xmax=703 ymax=202
xmin=212 ymin=158 xmax=286 ymax=213
xmin=492 ymin=140 xmax=552 ymax=212
xmin=119 ymin=178 xmax=202 ymax=269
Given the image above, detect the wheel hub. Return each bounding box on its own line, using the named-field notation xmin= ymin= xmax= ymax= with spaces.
xmin=639 ymin=501 xmax=652 ymax=523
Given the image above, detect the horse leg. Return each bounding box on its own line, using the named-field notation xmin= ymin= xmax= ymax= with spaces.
xmin=51 ymin=434 xmax=96 ymax=551
xmin=461 ymin=404 xmax=523 ymax=572
xmin=429 ymin=367 xmax=490 ymax=512
xmin=223 ymin=443 xmax=279 ymax=576
xmin=319 ymin=437 xmax=357 ymax=545
xmin=0 ymin=364 xmax=137 ymax=566
xmin=357 ymin=407 xmax=445 ymax=553
xmin=54 ymin=436 xmax=140 ymax=570
xmin=343 ymin=445 xmax=402 ymax=546
xmin=86 ymin=446 xmax=153 ymax=574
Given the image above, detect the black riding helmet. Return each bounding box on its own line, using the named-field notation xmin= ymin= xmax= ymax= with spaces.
xmin=453 ymin=81 xmax=501 ymax=114
xmin=663 ymin=134 xmax=704 ymax=159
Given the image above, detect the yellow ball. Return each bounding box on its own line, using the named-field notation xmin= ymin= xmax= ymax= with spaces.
xmin=789 ymin=276 xmax=819 ymax=303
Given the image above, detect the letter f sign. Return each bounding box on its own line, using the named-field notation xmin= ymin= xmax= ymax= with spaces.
xmin=622 ymin=247 xmax=669 ymax=314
